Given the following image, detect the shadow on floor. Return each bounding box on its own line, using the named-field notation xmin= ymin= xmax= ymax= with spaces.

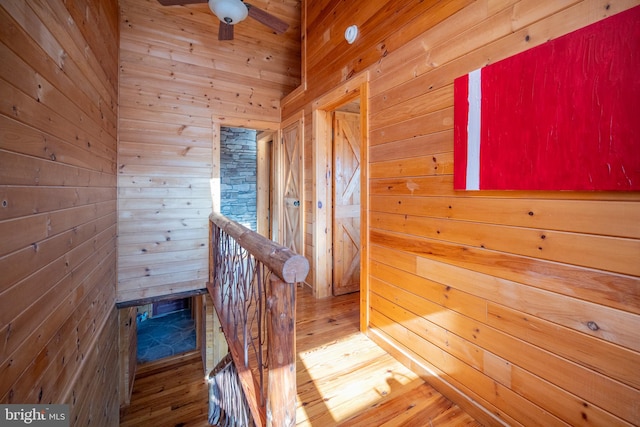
xmin=137 ymin=309 xmax=196 ymax=364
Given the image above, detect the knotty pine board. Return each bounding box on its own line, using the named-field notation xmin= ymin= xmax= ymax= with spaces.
xmin=117 ymin=280 xmax=208 ymax=304
xmin=116 ymin=173 xmax=213 ymax=189
xmin=369 ymin=85 xmax=454 ymax=132
xmin=369 ymin=194 xmax=640 ymax=239
xmin=371 ymin=211 xmax=640 ymax=276
xmin=0 ymin=186 xmax=114 ymax=221
xmin=0 ymin=215 xmax=116 ymax=295
xmin=0 ymin=150 xmax=115 ymax=187
xmin=368 ymin=130 xmax=453 ymax=160
xmin=0 ymin=78 xmax=116 ymax=162
xmin=118 ymin=195 xmax=212 ymax=209
xmin=0 ymin=227 xmax=116 ymax=326
xmin=118 ymin=258 xmax=207 ymax=282
xmin=117 ymin=219 xmax=207 ymax=236
xmin=0 ymin=201 xmax=114 ymax=259
xmin=0 ymin=116 xmax=116 ymax=173
xmin=117 ymin=106 xmax=212 ymax=129
xmin=118 ymin=120 xmax=213 ymax=148
xmin=118 ymin=254 xmax=207 ymax=278
xmin=369 ymin=107 xmax=454 ymax=147
xmin=369 ymin=153 xmax=454 ymax=179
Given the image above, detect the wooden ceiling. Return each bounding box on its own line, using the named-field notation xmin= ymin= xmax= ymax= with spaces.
xmin=124 ymin=0 xmax=302 ymax=97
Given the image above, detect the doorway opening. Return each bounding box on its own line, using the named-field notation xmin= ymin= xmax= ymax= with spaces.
xmin=136 ymin=297 xmax=197 ymax=364
xmin=312 ymin=73 xmax=369 ymax=329
xmin=219 ymin=126 xmax=275 ymax=239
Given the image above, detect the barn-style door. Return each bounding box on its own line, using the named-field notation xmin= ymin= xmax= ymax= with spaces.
xmin=332 ymin=111 xmax=361 ymax=295
xmin=281 ymin=119 xmax=303 ymax=255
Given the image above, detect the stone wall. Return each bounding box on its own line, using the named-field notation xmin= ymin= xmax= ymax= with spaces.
xmin=220 ymin=127 xmax=257 ymax=230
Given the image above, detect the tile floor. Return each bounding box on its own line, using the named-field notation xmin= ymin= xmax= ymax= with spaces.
xmin=136 ymin=309 xmax=197 ymax=364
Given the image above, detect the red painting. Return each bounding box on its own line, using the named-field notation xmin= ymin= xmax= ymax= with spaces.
xmin=454 ymin=6 xmax=640 ymax=191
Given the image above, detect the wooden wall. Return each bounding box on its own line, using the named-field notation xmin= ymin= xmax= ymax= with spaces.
xmin=284 ymin=0 xmax=640 ymax=425
xmin=0 ymin=0 xmax=120 ymax=424
xmin=117 ymin=0 xmax=300 ymax=302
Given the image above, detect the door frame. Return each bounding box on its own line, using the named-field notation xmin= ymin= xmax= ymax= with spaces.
xmin=256 ymin=130 xmax=275 ymax=239
xmin=208 ymin=116 xmax=279 ymax=373
xmin=312 ymin=72 xmax=369 ymax=330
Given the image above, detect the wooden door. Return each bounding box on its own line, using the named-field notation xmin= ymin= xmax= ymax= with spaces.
xmin=281 ymin=121 xmax=303 ymax=254
xmin=333 ymin=111 xmax=361 ymax=295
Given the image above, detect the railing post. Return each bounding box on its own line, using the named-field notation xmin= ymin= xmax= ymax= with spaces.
xmin=266 ymin=275 xmax=296 ymax=427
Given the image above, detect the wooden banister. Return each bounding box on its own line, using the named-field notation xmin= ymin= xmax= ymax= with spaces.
xmin=208 ymin=212 xmax=308 ymax=427
xmin=210 ymin=212 xmax=309 ymax=283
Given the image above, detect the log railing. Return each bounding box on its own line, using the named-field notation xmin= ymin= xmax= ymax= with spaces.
xmin=207 ymin=212 xmax=309 ymax=427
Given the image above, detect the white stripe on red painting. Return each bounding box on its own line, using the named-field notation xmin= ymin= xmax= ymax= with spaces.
xmin=466 ymin=68 xmax=481 ymax=190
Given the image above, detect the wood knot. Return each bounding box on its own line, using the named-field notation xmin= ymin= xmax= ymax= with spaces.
xmin=586 ymin=321 xmax=599 ymax=331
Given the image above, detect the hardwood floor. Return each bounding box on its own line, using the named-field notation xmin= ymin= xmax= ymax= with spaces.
xmin=120 ymin=286 xmax=481 ymax=427
xmin=119 ymin=352 xmax=210 ymax=427
xmin=294 ymin=286 xmax=481 ymax=427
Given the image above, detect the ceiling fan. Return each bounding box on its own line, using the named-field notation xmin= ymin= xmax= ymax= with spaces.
xmin=157 ymin=0 xmax=289 ymax=41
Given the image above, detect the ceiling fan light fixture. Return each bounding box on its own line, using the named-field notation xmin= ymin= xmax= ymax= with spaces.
xmin=208 ymin=0 xmax=248 ymax=25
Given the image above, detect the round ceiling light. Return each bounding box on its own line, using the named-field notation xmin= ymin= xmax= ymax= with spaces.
xmin=345 ymin=25 xmax=358 ymax=44
xmin=208 ymin=0 xmax=248 ymax=24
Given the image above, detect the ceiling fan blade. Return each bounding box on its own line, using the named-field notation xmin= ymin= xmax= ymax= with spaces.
xmin=246 ymin=3 xmax=289 ymax=34
xmin=157 ymin=0 xmax=206 ymax=5
xmin=218 ymin=22 xmax=234 ymax=40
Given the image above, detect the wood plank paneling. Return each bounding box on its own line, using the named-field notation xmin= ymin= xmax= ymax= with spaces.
xmin=284 ymin=0 xmax=640 ymax=425
xmin=117 ymin=0 xmax=300 ymax=302
xmin=0 ymin=0 xmax=119 ymax=425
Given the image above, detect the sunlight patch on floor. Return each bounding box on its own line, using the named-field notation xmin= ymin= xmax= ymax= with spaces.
xmin=295 ymin=331 xmax=421 ymax=426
